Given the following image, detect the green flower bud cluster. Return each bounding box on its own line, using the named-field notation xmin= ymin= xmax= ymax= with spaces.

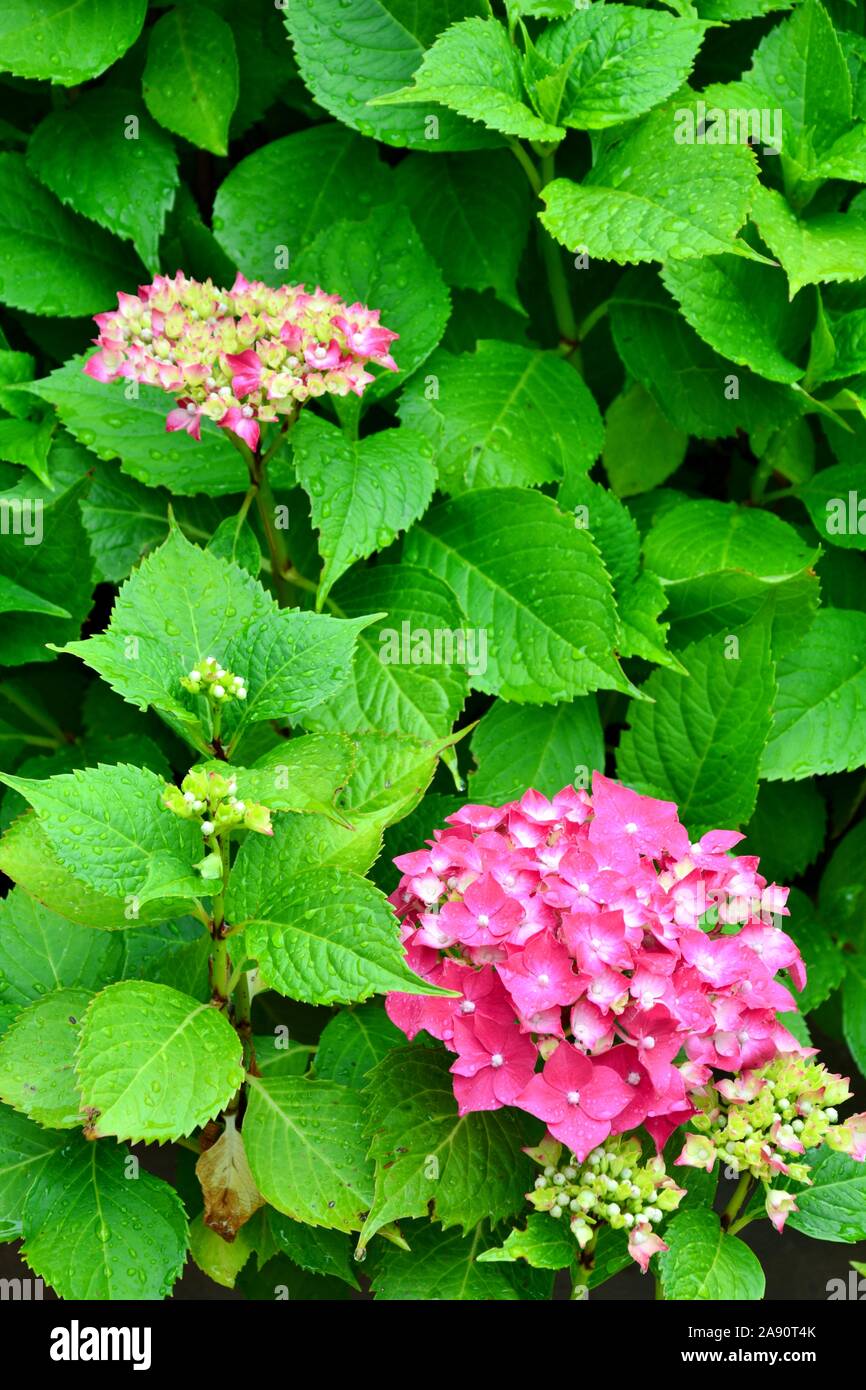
xmin=525 ymin=1135 xmax=685 ymax=1250
xmin=683 ymin=1054 xmax=855 ymax=1187
xmin=162 ymin=766 xmax=272 ymax=842
xmin=181 ymin=656 xmax=247 ymax=703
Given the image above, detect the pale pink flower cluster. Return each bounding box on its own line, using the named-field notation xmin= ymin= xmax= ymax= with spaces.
xmin=387 ymin=773 xmax=807 ymax=1161
xmin=84 ymin=271 xmax=399 ymax=451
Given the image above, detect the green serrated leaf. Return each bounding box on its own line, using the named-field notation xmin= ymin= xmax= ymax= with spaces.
xmin=293 ymin=413 xmax=436 ymax=608
xmin=314 ymin=1002 xmax=404 ymax=1091
xmin=540 ymin=101 xmax=757 ymax=264
xmin=283 ymin=0 xmax=501 ymax=153
xmin=399 ymin=341 xmax=604 ymax=495
xmin=28 ymin=358 xmax=246 ymax=495
xmin=618 ymin=621 xmax=776 ymax=835
xmin=22 ymin=1137 xmax=188 ymax=1299
xmin=212 ymin=124 xmax=392 ymax=282
xmin=658 ymin=1209 xmax=765 ymax=1299
xmin=76 ymin=981 xmax=244 ymax=1142
xmin=244 ymin=1075 xmax=374 ymax=1232
xmin=0 ymin=764 xmax=204 ymax=907
xmin=0 ymin=889 xmax=122 ymax=1007
xmin=0 ymin=988 xmax=90 ymax=1129
xmin=761 ymin=608 xmax=866 ymax=779
xmin=478 ymin=1212 xmax=576 ymax=1269
xmin=358 ymin=1047 xmax=534 ymax=1251
xmin=469 ymin=698 xmax=603 ymax=804
xmin=394 ymin=151 xmax=530 ymax=311
xmin=374 ymin=16 xmax=564 ymax=142
xmin=242 ymin=868 xmax=442 ymax=1006
xmin=143 ymin=4 xmax=239 ymax=156
xmin=0 ymin=154 xmax=139 ymax=316
xmin=537 ymin=5 xmax=706 ymax=129
xmin=0 ymin=0 xmax=146 ymax=85
xmin=27 ymin=88 xmax=179 ymax=272
xmin=405 ymin=487 xmax=629 ymax=701
xmin=0 ymin=1104 xmax=64 ymax=1243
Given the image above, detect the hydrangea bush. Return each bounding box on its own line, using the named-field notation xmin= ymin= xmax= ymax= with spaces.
xmin=0 ymin=0 xmax=864 ymax=1305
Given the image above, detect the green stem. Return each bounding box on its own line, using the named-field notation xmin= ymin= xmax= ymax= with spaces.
xmin=721 ymin=1172 xmax=754 ymax=1230
xmin=208 ymin=834 xmax=231 ymax=1007
xmin=227 ymin=431 xmax=294 ymax=607
xmin=539 ymin=151 xmax=579 ymax=355
xmin=508 ymin=139 xmax=542 ymax=196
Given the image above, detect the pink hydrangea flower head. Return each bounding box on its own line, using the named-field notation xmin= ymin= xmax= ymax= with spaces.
xmin=382 ymin=775 xmax=839 ymax=1179
xmin=85 ymin=272 xmax=399 ymax=447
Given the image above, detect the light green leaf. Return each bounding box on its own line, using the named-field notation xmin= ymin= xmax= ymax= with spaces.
xmin=404 ymin=488 xmax=629 ymax=701
xmin=536 ymin=4 xmax=706 ymax=129
xmin=560 ymin=473 xmax=680 ymax=668
xmin=143 ymin=3 xmax=239 ymax=156
xmin=394 ymin=151 xmax=530 ymax=311
xmin=264 ymin=1209 xmax=360 ymax=1289
xmin=798 ymin=464 xmax=866 ymax=551
xmin=761 ymin=609 xmax=866 ymax=779
xmin=478 ymin=1213 xmax=576 ymax=1269
xmin=618 ymin=621 xmax=776 ymax=835
xmin=0 ymin=572 xmax=68 ymax=619
xmin=28 ymin=357 xmax=246 ymax=496
xmin=189 ymin=1212 xmax=254 ymax=1289
xmin=27 ymin=88 xmax=179 ymax=272
xmin=293 ymin=205 xmax=450 ymax=411
xmin=22 ymin=1138 xmax=188 ymax=1299
xmin=234 ymin=733 xmax=356 ymax=817
xmin=703 ymin=0 xmax=853 ymax=185
xmin=610 ymin=268 xmax=802 ymax=440
xmin=284 ymin=0 xmax=500 ymax=153
xmin=212 ymin=124 xmax=392 ymax=281
xmin=242 ymin=868 xmax=442 ymax=1006
xmin=751 ymin=186 xmax=866 ymax=299
xmin=469 ymin=698 xmax=603 ymax=804
xmin=292 ymin=413 xmax=436 ymax=608
xmin=314 ymin=1002 xmax=403 ymax=1090
xmin=358 ymin=1048 xmax=534 ymax=1251
xmin=0 ymin=989 xmax=89 ymax=1129
xmin=661 ymin=256 xmax=806 ymax=384
xmin=0 ymin=473 xmax=93 ymax=667
xmin=644 ymin=499 xmax=819 ymax=584
xmin=0 ymin=415 xmax=56 ymax=487
xmin=370 ymin=1221 xmax=548 ymax=1300
xmin=302 ymin=565 xmax=469 ymax=749
xmin=399 ymin=341 xmax=604 ymax=495
xmin=658 ymin=1210 xmax=765 ymax=1299
xmin=0 ymin=814 xmax=182 ymax=932
xmin=540 ymin=101 xmax=757 ymax=264
xmin=0 ymin=0 xmax=146 ymax=85
xmin=602 ymin=382 xmax=687 ymax=496
xmin=244 ymin=1075 xmax=374 ymax=1232
xmin=777 ymin=1146 xmax=866 ymax=1242
xmin=0 ymin=154 xmax=138 ymax=316
xmin=56 ymin=527 xmax=369 ymax=753
xmin=373 ymin=16 xmax=564 ymax=142
xmin=76 ymin=981 xmax=244 ymax=1142
xmin=0 ymin=889 xmax=122 ymax=1008
xmin=0 ymin=764 xmax=204 ymax=908
xmin=0 ymin=1105 xmax=64 ymax=1243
